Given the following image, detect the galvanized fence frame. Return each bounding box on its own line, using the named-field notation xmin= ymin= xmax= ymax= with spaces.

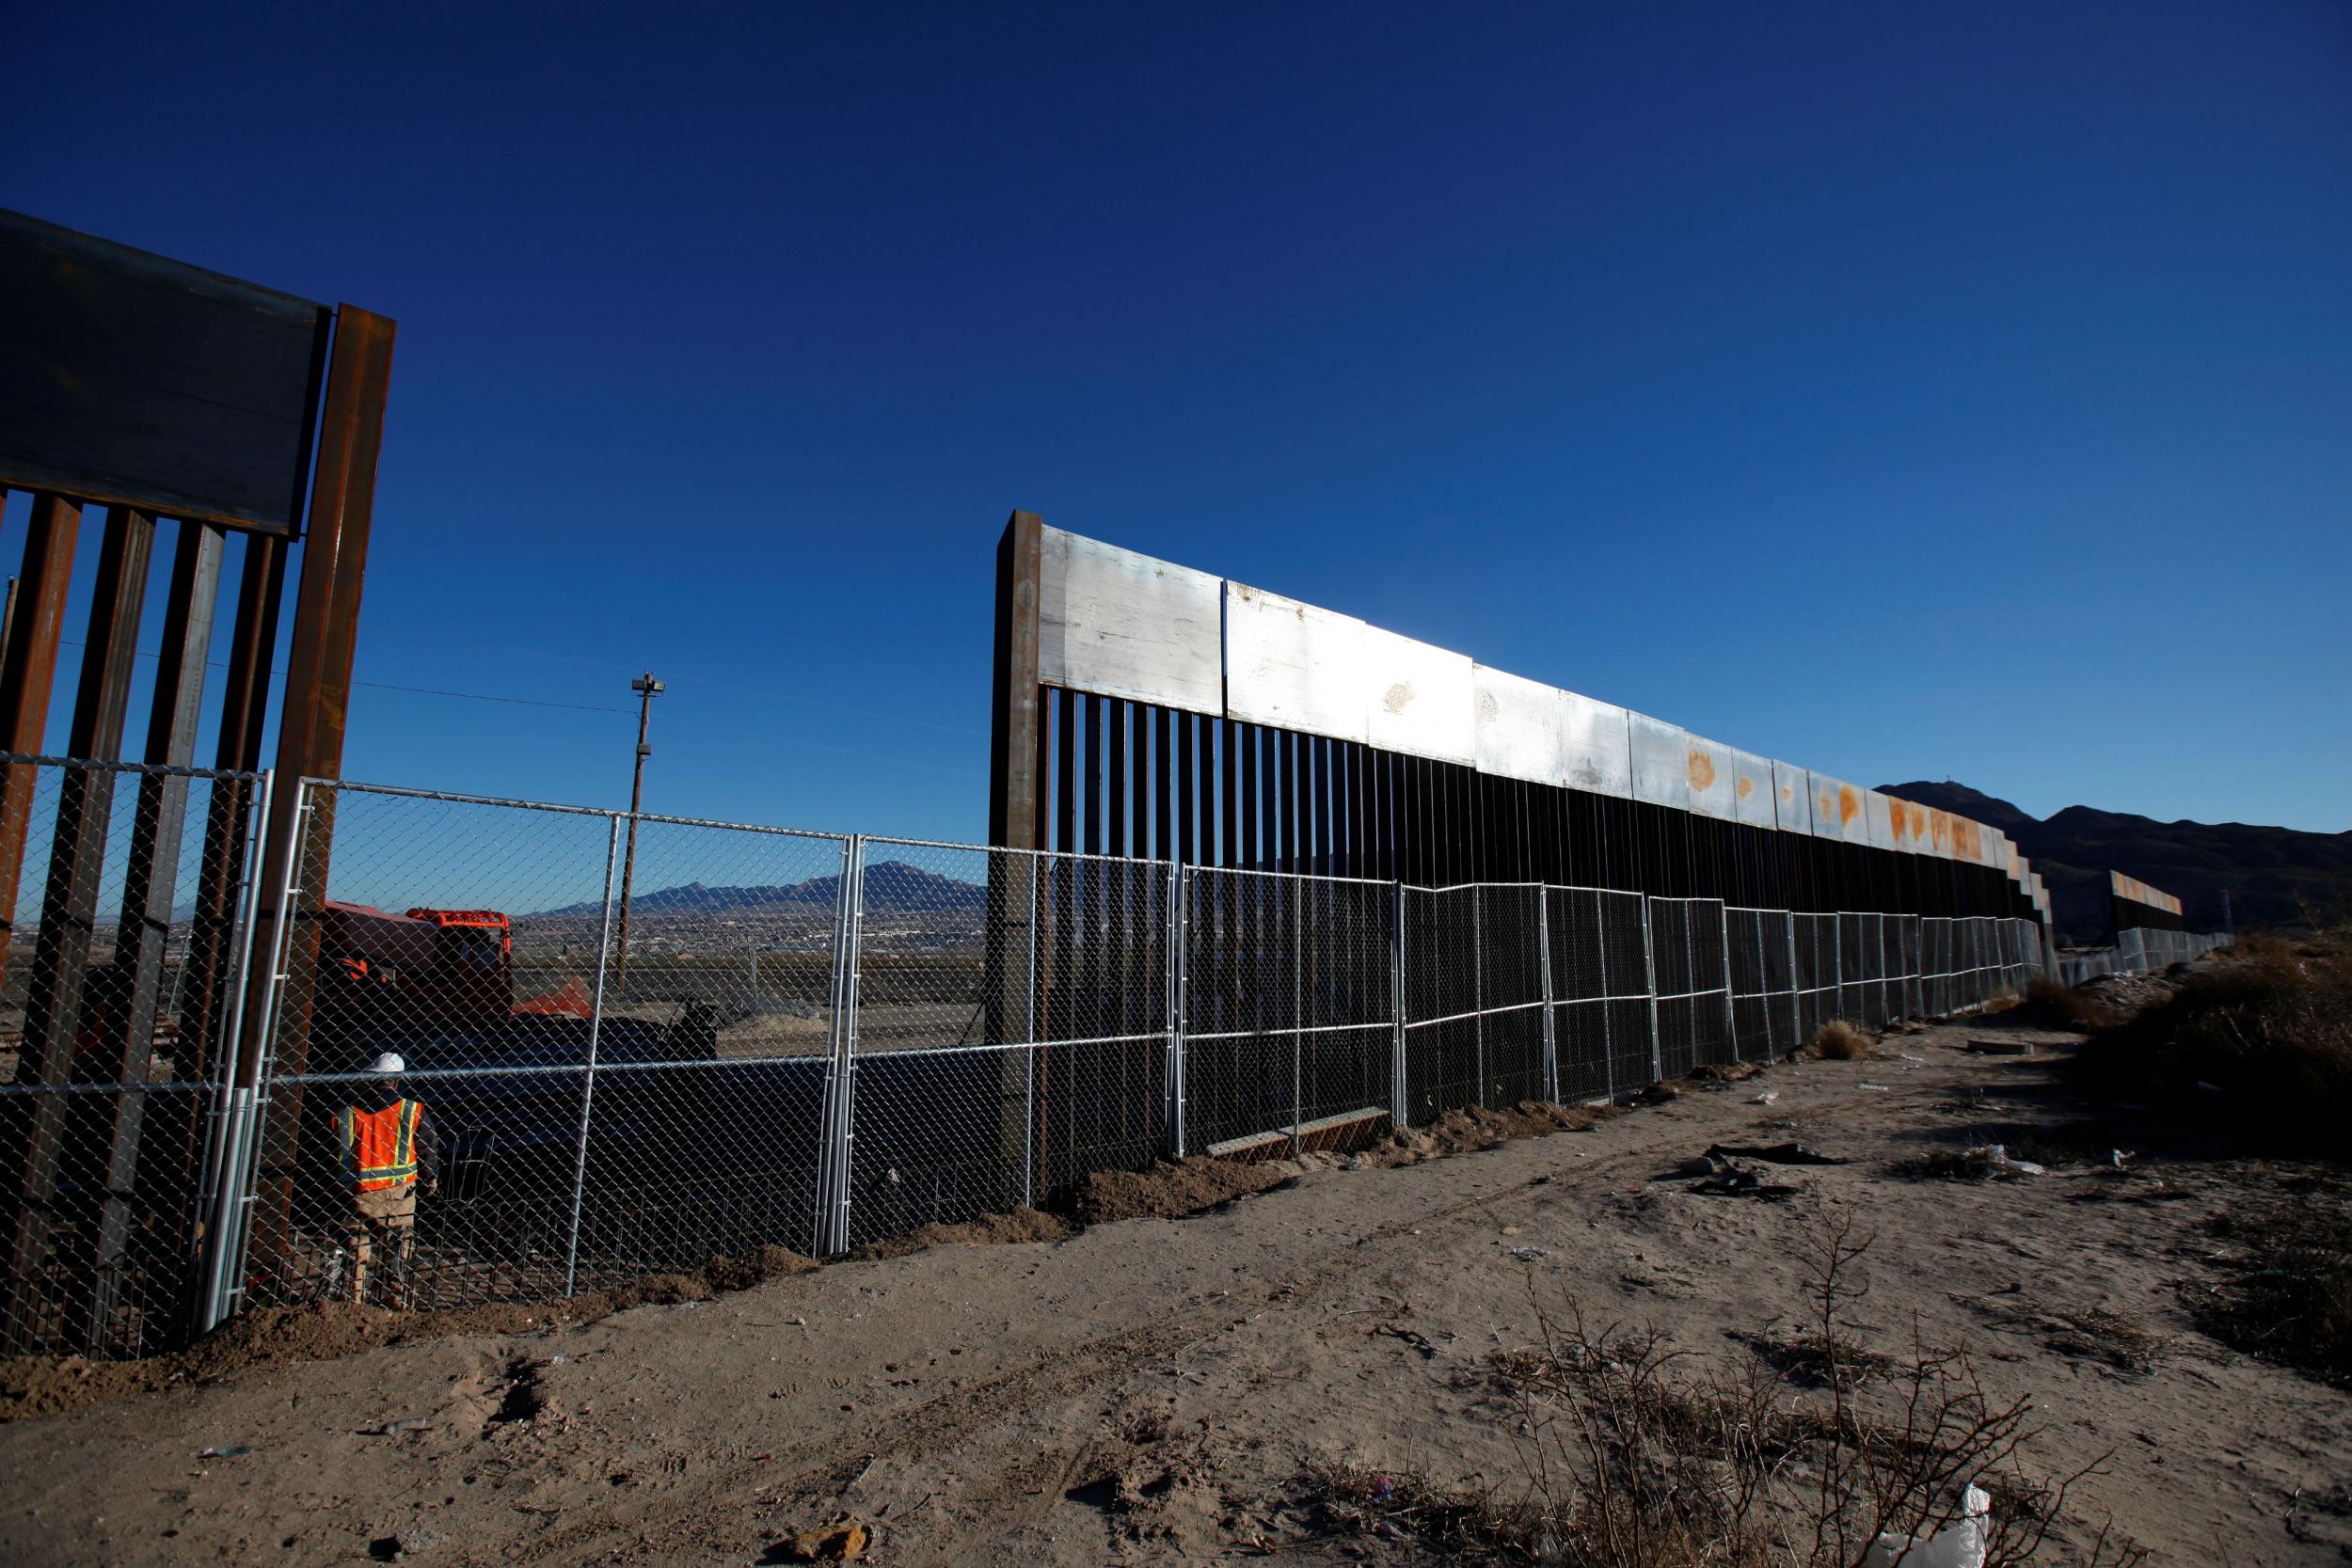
xmin=146 ymin=779 xmax=2097 ymax=1346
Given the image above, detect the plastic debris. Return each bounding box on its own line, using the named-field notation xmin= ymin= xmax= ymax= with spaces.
xmin=1508 ymin=1245 xmax=1552 ymax=1261
xmin=1861 ymin=1483 xmax=1991 ymax=1568
xmin=1963 ymin=1144 xmax=2044 ymax=1177
xmin=1858 ymin=1084 xmax=1892 ymax=1092
xmin=194 ymin=1446 xmax=251 ymax=1459
xmin=1750 ymin=1091 xmax=1779 ymax=1104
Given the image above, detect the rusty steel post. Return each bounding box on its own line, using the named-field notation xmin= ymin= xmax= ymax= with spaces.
xmin=0 ymin=494 xmax=82 ymax=996
xmin=985 ymin=513 xmax=1043 ymax=1191
xmin=4 ymin=504 xmax=154 ymax=1352
xmin=72 ymin=519 xmax=224 ymax=1346
xmin=231 ymin=305 xmax=394 ymax=1288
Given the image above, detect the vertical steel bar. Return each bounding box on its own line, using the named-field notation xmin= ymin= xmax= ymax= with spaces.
xmin=562 ymin=815 xmax=625 ymax=1297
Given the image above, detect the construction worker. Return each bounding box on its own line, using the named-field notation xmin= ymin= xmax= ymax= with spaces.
xmin=333 ymin=1053 xmax=437 ymax=1307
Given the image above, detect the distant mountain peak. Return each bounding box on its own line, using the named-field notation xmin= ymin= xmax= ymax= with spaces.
xmin=1875 ymin=781 xmax=2038 ymax=834
xmin=1876 ymin=780 xmax=2352 ymax=941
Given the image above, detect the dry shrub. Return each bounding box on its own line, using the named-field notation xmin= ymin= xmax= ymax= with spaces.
xmin=2200 ymin=1195 xmax=2352 ymax=1389
xmin=1316 ymin=1213 xmax=2141 ymax=1566
xmin=1807 ymin=1021 xmax=1876 ymax=1062
xmin=2023 ymin=975 xmax=2109 ymax=1030
xmin=2073 ymin=930 xmax=2352 ymax=1157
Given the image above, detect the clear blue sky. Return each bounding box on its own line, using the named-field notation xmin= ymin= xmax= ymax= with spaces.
xmin=7 ymin=2 xmax=2347 ymax=840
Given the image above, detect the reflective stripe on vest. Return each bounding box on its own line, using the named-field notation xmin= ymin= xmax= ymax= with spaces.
xmin=338 ymin=1100 xmax=422 ymax=1192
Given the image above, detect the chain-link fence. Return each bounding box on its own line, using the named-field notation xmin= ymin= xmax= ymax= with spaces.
xmin=0 ymin=756 xmax=269 ymax=1357
xmin=0 ymin=760 xmax=2078 ymax=1354
xmin=1644 ymin=896 xmax=1733 ymax=1077
xmin=2058 ymin=927 xmax=2226 ymax=985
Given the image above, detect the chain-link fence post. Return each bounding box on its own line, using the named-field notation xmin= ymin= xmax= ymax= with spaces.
xmin=1594 ymin=890 xmax=1615 ymax=1101
xmin=1640 ymin=898 xmax=1662 ymax=1082
xmin=1024 ymin=858 xmax=1039 ymax=1208
xmin=1535 ymin=885 xmax=1558 ymax=1103
xmin=1167 ymin=865 xmax=1187 ymax=1160
xmin=1470 ymin=892 xmax=1486 ymax=1106
xmin=815 ymin=835 xmax=862 ymax=1256
xmin=192 ymin=768 xmax=277 ymax=1337
xmin=1717 ymin=904 xmax=1739 ymax=1061
xmin=1389 ymin=880 xmax=1407 ymax=1131
xmin=201 ymin=777 xmax=310 ymax=1332
xmin=560 ymin=814 xmax=625 ymax=1297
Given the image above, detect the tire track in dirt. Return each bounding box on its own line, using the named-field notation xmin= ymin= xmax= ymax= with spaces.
xmin=476 ymin=1083 xmax=1892 ymax=1566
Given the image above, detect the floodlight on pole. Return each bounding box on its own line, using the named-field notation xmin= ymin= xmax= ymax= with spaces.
xmin=613 ymin=672 xmax=664 ymax=989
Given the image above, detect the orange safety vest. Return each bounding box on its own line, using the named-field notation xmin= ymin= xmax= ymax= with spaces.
xmin=336 ymin=1099 xmax=424 ymax=1193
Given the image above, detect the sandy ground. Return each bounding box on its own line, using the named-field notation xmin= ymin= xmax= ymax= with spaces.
xmin=4 ymin=1011 xmax=2348 ymax=1567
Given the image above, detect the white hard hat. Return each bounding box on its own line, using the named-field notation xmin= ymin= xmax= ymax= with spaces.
xmin=367 ymin=1053 xmax=405 ymax=1075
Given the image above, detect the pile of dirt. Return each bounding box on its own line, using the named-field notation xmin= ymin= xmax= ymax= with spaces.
xmin=1375 ymin=1101 xmax=1605 ymax=1164
xmin=1074 ymin=1158 xmax=1295 ymax=1223
xmin=0 ymin=1242 xmax=820 ymax=1424
xmin=850 ymin=1208 xmax=1073 ymax=1260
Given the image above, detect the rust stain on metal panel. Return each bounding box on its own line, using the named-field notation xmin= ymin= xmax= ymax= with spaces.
xmin=1687 ymin=748 xmax=1716 ymax=792
xmin=1838 ymin=785 xmax=1860 ymax=827
xmin=1736 ymin=775 xmax=1753 ymax=800
xmin=1384 ymin=681 xmax=1413 ymax=714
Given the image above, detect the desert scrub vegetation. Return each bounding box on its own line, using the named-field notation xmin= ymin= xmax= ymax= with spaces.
xmin=2197 ymin=1183 xmax=2352 ymax=1390
xmin=2022 ymin=975 xmax=2109 ymax=1031
xmin=2073 ymin=928 xmax=2352 ymax=1156
xmin=1804 ymin=1021 xmax=1877 ymax=1062
xmin=1309 ymin=1212 xmax=2139 ymax=1566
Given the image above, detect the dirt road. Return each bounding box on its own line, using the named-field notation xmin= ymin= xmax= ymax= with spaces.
xmin=5 ymin=1013 xmax=2346 ymax=1566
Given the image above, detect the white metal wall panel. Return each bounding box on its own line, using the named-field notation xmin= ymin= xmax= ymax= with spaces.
xmin=1864 ymin=789 xmax=1896 ymax=850
xmin=1771 ymin=762 xmax=1810 ymax=833
xmin=1359 ymin=625 xmax=1476 ymax=764
xmin=1728 ymin=747 xmax=1775 ymax=829
xmin=1628 ymin=712 xmax=1690 ymax=810
xmin=1883 ymin=794 xmax=1915 ymax=853
xmin=1900 ymin=799 xmax=1932 ymax=855
xmin=1472 ymin=665 xmax=1565 ymax=785
xmin=1560 ymin=689 xmax=1632 ymax=798
xmin=1684 ymin=734 xmax=1738 ymax=820
xmin=1038 ymin=528 xmax=1225 ymax=714
xmin=1812 ymin=774 xmax=1863 ymax=842
xmin=1224 ymin=581 xmax=1367 ymax=741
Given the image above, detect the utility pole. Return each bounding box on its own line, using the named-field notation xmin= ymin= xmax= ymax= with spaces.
xmin=612 ymin=672 xmax=663 ymax=990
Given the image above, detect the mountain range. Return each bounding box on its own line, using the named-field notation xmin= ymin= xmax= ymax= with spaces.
xmin=531 ymin=859 xmax=990 ymax=922
xmin=1880 ymin=782 xmax=2352 ymax=942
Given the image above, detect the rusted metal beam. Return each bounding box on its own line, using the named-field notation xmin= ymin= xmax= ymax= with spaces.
xmin=4 ymin=504 xmax=154 ymax=1352
xmin=983 ymin=512 xmax=1044 ymax=1196
xmin=72 ymin=519 xmax=223 ymax=1345
xmin=0 ymin=494 xmax=82 ymax=997
xmin=233 ymin=305 xmax=395 ymax=1288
